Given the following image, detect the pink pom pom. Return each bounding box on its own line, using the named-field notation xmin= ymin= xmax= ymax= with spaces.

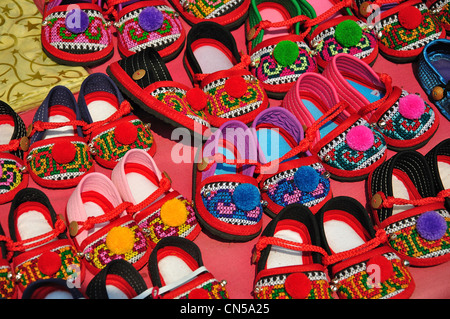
xmin=346 ymin=125 xmax=374 ymax=152
xmin=398 ymin=94 xmax=425 ymax=120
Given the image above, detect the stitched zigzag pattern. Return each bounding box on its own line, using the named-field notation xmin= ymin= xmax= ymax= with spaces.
xmin=333 ymin=252 xmax=413 ymax=299
xmin=0 ymin=158 xmax=23 ymax=194
xmin=250 ymin=42 xmax=316 ymax=85
xmin=377 ymin=90 xmax=436 ymax=141
xmin=42 ymin=10 xmax=112 ymax=52
xmin=178 ymin=278 xmax=229 ymax=299
xmin=0 ymin=264 xmax=15 ymax=299
xmin=385 ymin=210 xmax=450 ymax=260
xmin=201 ymin=181 xmax=263 ymax=226
xmin=116 ymin=6 xmax=182 ymax=53
xmin=254 ymin=271 xmax=332 ymax=299
xmin=180 ymin=0 xmax=244 ymax=19
xmin=264 ymin=163 xmax=330 ymax=208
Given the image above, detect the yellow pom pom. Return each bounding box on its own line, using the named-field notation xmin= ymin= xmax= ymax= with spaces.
xmin=160 ymin=198 xmax=189 ymax=227
xmin=105 ymin=226 xmax=135 ymax=255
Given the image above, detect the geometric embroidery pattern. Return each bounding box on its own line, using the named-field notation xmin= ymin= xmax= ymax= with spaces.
xmin=0 ymin=158 xmax=23 ymax=194
xmin=179 ymin=0 xmax=244 ymax=19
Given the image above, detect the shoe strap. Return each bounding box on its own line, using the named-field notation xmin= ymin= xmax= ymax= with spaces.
xmin=192 ymin=54 xmax=252 ymax=83
xmin=127 ymin=173 xmax=172 ymax=214
xmin=83 ymin=100 xmax=132 ymax=136
xmin=357 ymin=73 xmax=393 ymax=116
xmin=370 ymin=189 xmax=450 ymax=210
xmin=133 ymin=266 xmax=209 ymax=299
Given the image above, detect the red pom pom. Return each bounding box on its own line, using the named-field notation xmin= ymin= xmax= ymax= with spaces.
xmin=398 ymin=6 xmax=422 ymax=29
xmin=224 ymin=76 xmax=247 ymax=98
xmin=284 ymin=273 xmax=311 ymax=299
xmin=188 ymin=288 xmax=210 ymax=299
xmin=38 ymin=251 xmax=62 ymax=276
xmin=115 ymin=121 xmax=138 ymax=145
xmin=367 ymin=255 xmax=394 ymax=283
xmin=52 ymin=141 xmax=76 ymax=164
xmin=186 ymin=87 xmax=208 ymax=111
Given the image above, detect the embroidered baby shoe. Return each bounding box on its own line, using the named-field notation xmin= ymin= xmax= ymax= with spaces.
xmin=245 ymin=0 xmax=317 ymax=99
xmin=251 ymin=107 xmax=332 ymax=216
xmin=107 ymin=47 xmax=210 ymax=137
xmin=167 ymin=0 xmax=250 ymax=29
xmin=354 ymin=0 xmax=445 ymax=62
xmin=282 ymin=72 xmax=387 ymax=181
xmin=425 ymin=138 xmax=450 ymax=195
xmin=323 ymin=53 xmax=439 ymax=151
xmin=26 ymin=86 xmax=95 ymax=188
xmin=107 ymin=0 xmax=186 ymax=61
xmin=66 ymin=172 xmax=151 ymax=274
xmin=252 ymin=204 xmax=334 ymax=299
xmin=41 ymin=0 xmax=114 ymax=66
xmin=21 ymin=278 xmax=86 ymax=299
xmin=8 ymin=188 xmax=84 ymax=293
xmin=78 ymin=72 xmax=156 ymax=169
xmin=111 ymin=148 xmax=201 ymax=247
xmin=316 ymin=196 xmax=415 ymax=299
xmin=193 ymin=120 xmax=264 ymax=241
xmin=294 ymin=0 xmax=379 ymax=70
xmin=0 ymin=101 xmax=29 ymax=204
xmin=417 ymin=38 xmax=450 ymax=120
xmin=147 ymin=237 xmax=229 ymax=299
xmin=86 ymin=259 xmax=150 ymax=299
xmin=184 ymin=21 xmax=269 ymax=127
xmin=368 ymin=150 xmax=450 ymax=267
xmin=426 ymin=0 xmax=450 ymax=32
xmin=0 ymin=224 xmax=17 ymax=299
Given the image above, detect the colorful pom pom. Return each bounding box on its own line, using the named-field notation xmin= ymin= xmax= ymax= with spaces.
xmin=38 ymin=251 xmax=62 ymax=276
xmin=366 ymin=255 xmax=394 ymax=284
xmin=285 ymin=273 xmax=311 ymax=299
xmin=232 ymin=183 xmax=260 ymax=211
xmin=52 ymin=140 xmax=76 ymax=164
xmin=294 ymin=166 xmax=320 ymax=192
xmin=225 ymin=76 xmax=247 ymax=98
xmin=398 ymin=94 xmax=425 ymax=119
xmin=335 ymin=20 xmax=363 ymax=48
xmin=160 ymin=198 xmax=189 ymax=227
xmin=186 ymin=87 xmax=208 ymax=111
xmin=138 ymin=7 xmax=164 ymax=32
xmin=105 ymin=226 xmax=135 ymax=255
xmin=273 ymin=40 xmax=299 ymax=67
xmin=65 ymin=8 xmax=89 ymax=34
xmin=346 ymin=125 xmax=374 ymax=151
xmin=115 ymin=121 xmax=138 ymax=145
xmin=398 ymin=6 xmax=422 ymax=30
xmin=416 ymin=211 xmax=447 ymax=241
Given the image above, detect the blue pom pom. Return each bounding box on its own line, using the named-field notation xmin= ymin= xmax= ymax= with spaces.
xmin=232 ymin=183 xmax=261 ymax=211
xmin=294 ymin=166 xmax=320 ymax=192
xmin=138 ymin=7 xmax=164 ymax=32
xmin=416 ymin=211 xmax=447 ymax=241
xmin=65 ymin=8 xmax=89 ymax=34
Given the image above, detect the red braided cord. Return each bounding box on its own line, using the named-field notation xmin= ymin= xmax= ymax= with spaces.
xmin=83 ymin=100 xmax=132 ymax=136
xmin=193 ymin=54 xmax=253 ymax=82
xmin=0 ymin=139 xmax=21 ymax=153
xmin=29 ymin=119 xmax=87 ymax=137
xmin=377 ymin=189 xmax=450 ymax=209
xmin=127 ymin=175 xmax=172 ymax=214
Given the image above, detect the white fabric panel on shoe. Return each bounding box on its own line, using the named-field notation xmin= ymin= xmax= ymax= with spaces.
xmin=0 ymin=123 xmax=14 ymax=144
xmin=193 ymin=46 xmax=234 ymax=74
xmin=266 ymin=229 xmax=304 ymax=269
xmin=44 ymin=290 xmax=76 ymax=299
xmin=323 ymin=220 xmax=365 ymax=254
xmin=125 ymin=172 xmax=159 ymax=204
xmin=106 ymin=285 xmax=130 ymax=299
xmin=438 ymin=161 xmax=450 ymax=190
xmin=392 ymin=175 xmax=415 ymax=216
xmin=158 ymin=255 xmax=193 ymax=285
xmin=17 ymin=210 xmax=55 ymax=250
xmin=43 ymin=115 xmax=74 ymax=139
xmin=87 ymin=100 xmax=117 ymax=122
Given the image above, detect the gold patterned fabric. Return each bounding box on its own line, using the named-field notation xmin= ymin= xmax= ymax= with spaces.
xmin=0 ymin=0 xmax=89 ymax=113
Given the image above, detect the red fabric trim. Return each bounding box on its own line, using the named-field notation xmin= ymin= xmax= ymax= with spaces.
xmin=13 ymin=201 xmax=53 ymax=243
xmin=105 ymin=274 xmax=139 ymax=298
xmin=254 ymin=263 xmax=327 ymax=285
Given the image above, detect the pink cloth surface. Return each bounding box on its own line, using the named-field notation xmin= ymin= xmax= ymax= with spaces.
xmin=3 ymin=0 xmax=449 ymax=299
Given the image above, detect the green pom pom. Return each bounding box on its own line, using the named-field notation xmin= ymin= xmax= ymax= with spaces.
xmin=335 ymin=20 xmax=363 ymax=48
xmin=272 ymin=40 xmax=299 ymax=67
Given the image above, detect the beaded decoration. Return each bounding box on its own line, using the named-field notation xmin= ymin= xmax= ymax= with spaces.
xmin=315 ymin=119 xmax=387 ymax=175
xmin=250 ymin=41 xmax=316 ymax=87
xmin=262 ymin=163 xmax=331 ymax=210
xmin=203 ymin=74 xmax=266 ymax=120
xmin=0 ymin=261 xmax=15 ymax=299
xmin=332 ymin=252 xmax=414 ymax=299
xmin=13 ymin=244 xmax=82 ymax=292
xmin=179 ymin=0 xmax=245 ymax=19
xmin=385 ymin=209 xmax=450 ymax=262
xmin=27 ymin=140 xmax=93 ymax=182
xmin=0 ymin=157 xmax=24 ymax=196
xmin=200 ymin=181 xmax=263 ymax=228
xmin=375 ymin=91 xmax=437 ymax=143
xmin=428 ymin=0 xmax=450 ymax=30
xmin=311 ymin=20 xmax=377 ymax=66
xmin=135 ymin=194 xmax=200 ymax=246
xmin=254 ymin=270 xmax=333 ymax=299
xmin=116 ymin=5 xmax=183 ymax=54
xmin=178 ymin=277 xmax=229 ymax=299
xmin=89 ymin=118 xmax=154 ymax=165
xmin=42 ymin=9 xmax=112 ymax=54
xmin=375 ymin=3 xmax=442 ymax=54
